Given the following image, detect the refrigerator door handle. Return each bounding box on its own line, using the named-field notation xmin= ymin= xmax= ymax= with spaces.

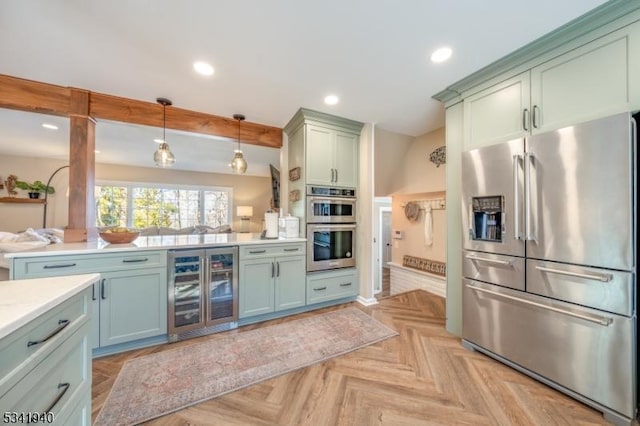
xmin=467 ymin=284 xmax=613 ymax=326
xmin=524 ymin=152 xmax=534 ymax=241
xmin=535 ymin=266 xmax=613 ymax=283
xmin=465 ymin=254 xmax=512 ymax=266
xmin=513 ymin=154 xmax=522 ymax=240
xmin=201 ymin=258 xmax=206 ymax=323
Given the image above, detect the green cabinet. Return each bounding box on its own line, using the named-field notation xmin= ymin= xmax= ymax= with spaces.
xmin=97 ymin=268 xmax=167 ymax=347
xmin=284 ymin=108 xmax=363 ymax=191
xmin=11 ymin=250 xmax=167 ymax=351
xmin=239 ymin=243 xmax=306 ymax=319
xmin=463 ymin=21 xmax=639 ymax=149
xmin=306 ymin=268 xmax=358 ymax=305
xmin=306 ymin=124 xmax=359 ymax=187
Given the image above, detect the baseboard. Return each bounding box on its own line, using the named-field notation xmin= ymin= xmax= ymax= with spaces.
xmin=356 ymin=295 xmax=378 ymax=306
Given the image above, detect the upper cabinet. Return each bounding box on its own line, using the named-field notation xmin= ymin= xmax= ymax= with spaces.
xmin=305 ymin=124 xmax=359 ymax=187
xmin=285 ymin=108 xmax=363 ymax=189
xmin=462 ymin=18 xmax=640 ymax=149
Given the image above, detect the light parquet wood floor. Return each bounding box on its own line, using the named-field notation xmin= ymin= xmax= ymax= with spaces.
xmin=92 ymin=290 xmax=613 ymax=425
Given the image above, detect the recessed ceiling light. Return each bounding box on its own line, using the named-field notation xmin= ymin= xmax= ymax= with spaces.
xmin=42 ymin=123 xmax=58 ymax=130
xmin=324 ymin=95 xmax=339 ymax=105
xmin=430 ymin=47 xmax=452 ymax=63
xmin=153 ymin=138 xmax=165 ymax=144
xmin=94 ymin=150 xmax=101 ymax=154
xmin=193 ymin=61 xmax=214 ymax=76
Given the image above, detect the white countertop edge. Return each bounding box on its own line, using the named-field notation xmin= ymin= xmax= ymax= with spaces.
xmin=4 ymin=235 xmax=307 ymax=259
xmin=0 ymin=273 xmax=99 ymax=339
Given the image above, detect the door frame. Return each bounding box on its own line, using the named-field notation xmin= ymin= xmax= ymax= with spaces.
xmin=372 ymin=197 xmax=392 ymax=294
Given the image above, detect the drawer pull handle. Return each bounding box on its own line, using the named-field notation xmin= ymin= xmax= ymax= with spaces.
xmin=27 ymin=319 xmax=70 ymax=347
xmin=313 ymin=286 xmax=327 ymax=291
xmin=249 ymin=250 xmax=266 ymax=254
xmin=44 ymin=382 xmax=70 ymax=413
xmin=284 ymin=248 xmax=299 ymax=252
xmin=467 ymin=283 xmax=613 ymax=326
xmin=465 ymin=255 xmax=512 ymax=266
xmin=340 ymin=282 xmax=352 ymax=287
xmin=122 ymin=258 xmax=149 ymax=263
xmin=535 ymin=266 xmax=612 ymax=283
xmin=43 ymin=263 xmax=76 ymax=269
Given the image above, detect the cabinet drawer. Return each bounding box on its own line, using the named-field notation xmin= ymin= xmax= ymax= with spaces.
xmin=14 ymin=250 xmax=166 ymax=278
xmin=306 ymin=269 xmax=358 ymax=305
xmin=0 ymin=322 xmax=91 ymax=420
xmin=0 ymin=288 xmax=90 ymax=396
xmin=239 ymin=243 xmax=305 ymax=260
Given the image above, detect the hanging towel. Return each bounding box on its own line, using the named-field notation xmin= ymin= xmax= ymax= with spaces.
xmin=424 ymin=205 xmax=433 ymax=247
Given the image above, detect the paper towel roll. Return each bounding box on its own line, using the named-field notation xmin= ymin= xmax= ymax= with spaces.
xmin=264 ymin=212 xmax=279 ymax=238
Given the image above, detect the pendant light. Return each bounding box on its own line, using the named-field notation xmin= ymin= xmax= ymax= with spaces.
xmin=230 ymin=113 xmax=247 ymax=174
xmin=154 ymin=97 xmax=176 ymax=167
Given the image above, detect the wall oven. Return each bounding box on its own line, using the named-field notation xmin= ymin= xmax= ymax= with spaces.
xmin=306 ymin=186 xmax=356 ymax=223
xmin=306 ymin=223 xmax=356 ymax=272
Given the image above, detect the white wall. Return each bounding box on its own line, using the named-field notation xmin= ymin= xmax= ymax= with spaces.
xmin=374 ymin=128 xmax=412 ymax=197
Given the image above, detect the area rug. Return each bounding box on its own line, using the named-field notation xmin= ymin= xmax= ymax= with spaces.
xmin=94 ymin=307 xmax=397 ymax=425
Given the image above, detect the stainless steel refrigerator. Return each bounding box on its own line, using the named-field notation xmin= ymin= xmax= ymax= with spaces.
xmin=168 ymin=246 xmax=238 ymax=341
xmin=461 ymin=112 xmax=637 ymax=425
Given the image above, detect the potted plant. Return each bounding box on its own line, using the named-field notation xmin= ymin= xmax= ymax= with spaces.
xmin=15 ymin=180 xmax=55 ymax=199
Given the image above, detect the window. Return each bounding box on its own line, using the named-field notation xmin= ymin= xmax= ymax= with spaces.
xmin=96 ymin=181 xmax=232 ymax=229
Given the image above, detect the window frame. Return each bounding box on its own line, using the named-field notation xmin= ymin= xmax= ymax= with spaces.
xmin=95 ymin=179 xmax=234 ymax=229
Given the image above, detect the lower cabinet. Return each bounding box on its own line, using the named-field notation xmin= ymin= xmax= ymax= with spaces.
xmin=12 ymin=250 xmax=167 ymax=352
xmin=238 ymin=244 xmax=306 ymax=319
xmin=0 ymin=286 xmax=93 ymax=425
xmin=306 ymin=268 xmax=358 ymax=305
xmin=95 ymin=268 xmax=167 ymax=348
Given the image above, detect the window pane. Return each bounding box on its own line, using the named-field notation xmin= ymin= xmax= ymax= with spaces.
xmin=203 ymin=190 xmax=229 ymax=227
xmin=95 ymin=186 xmax=128 ymax=227
xmin=132 ymin=187 xmax=179 ymax=228
xmin=171 ymin=189 xmax=201 ymax=228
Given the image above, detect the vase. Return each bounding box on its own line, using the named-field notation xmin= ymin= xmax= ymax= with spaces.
xmin=28 ymin=192 xmax=40 ymax=199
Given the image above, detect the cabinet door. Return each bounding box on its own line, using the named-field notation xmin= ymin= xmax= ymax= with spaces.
xmin=99 ymin=268 xmax=167 ymax=347
xmin=463 ymin=72 xmax=530 ymax=149
xmin=238 ymin=258 xmax=275 ymax=318
xmin=305 ymin=124 xmax=335 ymax=186
xmin=334 ymin=131 xmax=358 ymax=187
xmin=274 ymin=255 xmax=306 ymax=311
xmin=531 ymin=28 xmax=631 ymax=134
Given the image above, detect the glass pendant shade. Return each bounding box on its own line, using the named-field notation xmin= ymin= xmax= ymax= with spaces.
xmin=230 ymin=150 xmax=247 ymax=173
xmin=154 ymin=97 xmax=175 ymax=167
xmin=154 ymin=142 xmax=176 ymax=167
xmin=230 ymin=113 xmax=247 ymax=174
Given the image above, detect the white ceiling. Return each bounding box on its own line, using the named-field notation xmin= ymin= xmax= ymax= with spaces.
xmin=0 ymin=0 xmax=608 ymax=176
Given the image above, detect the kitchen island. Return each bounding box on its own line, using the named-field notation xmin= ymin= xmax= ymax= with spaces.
xmin=2 ymin=234 xmax=360 ymax=358
xmin=0 ymin=273 xmax=98 ymax=424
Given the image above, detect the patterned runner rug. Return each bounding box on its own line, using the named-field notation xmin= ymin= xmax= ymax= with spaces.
xmin=95 ymin=307 xmax=398 ymax=425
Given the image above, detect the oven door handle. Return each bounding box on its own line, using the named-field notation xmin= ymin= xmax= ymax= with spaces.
xmin=308 ymin=224 xmax=357 ymax=231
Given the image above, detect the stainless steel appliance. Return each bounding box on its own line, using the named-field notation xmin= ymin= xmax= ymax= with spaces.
xmin=306 ymin=185 xmax=356 ymax=223
xmin=168 ymin=246 xmax=238 ymax=341
xmin=461 ymin=112 xmax=637 ymax=426
xmin=306 ymin=223 xmax=356 ymax=272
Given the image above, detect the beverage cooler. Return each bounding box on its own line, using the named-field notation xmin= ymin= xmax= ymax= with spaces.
xmin=168 ymin=247 xmax=238 ymax=341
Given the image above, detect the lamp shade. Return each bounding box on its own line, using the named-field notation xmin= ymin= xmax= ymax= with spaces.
xmin=237 ymin=205 xmax=253 ymax=218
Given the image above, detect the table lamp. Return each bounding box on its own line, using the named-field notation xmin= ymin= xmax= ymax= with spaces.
xmin=237 ymin=205 xmax=253 ymax=233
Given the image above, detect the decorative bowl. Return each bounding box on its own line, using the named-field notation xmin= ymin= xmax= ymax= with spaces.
xmin=99 ymin=230 xmax=140 ymax=244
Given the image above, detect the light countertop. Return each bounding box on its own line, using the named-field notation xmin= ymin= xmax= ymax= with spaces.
xmin=0 ymin=273 xmax=99 ymax=339
xmin=4 ymin=233 xmax=306 ymax=259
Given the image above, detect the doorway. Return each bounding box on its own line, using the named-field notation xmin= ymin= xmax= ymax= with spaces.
xmin=373 ymin=197 xmax=392 ymax=297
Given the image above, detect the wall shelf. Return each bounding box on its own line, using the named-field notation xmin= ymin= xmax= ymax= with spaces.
xmin=0 ymin=196 xmax=45 ymax=204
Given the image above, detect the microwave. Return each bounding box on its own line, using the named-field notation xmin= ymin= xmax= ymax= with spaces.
xmin=306 ymin=195 xmax=356 ymax=223
xmin=306 ymin=223 xmax=356 ymax=272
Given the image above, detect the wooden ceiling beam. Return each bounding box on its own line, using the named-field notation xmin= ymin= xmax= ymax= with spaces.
xmin=0 ymin=74 xmax=70 ymax=116
xmin=0 ymin=73 xmax=283 ymax=148
xmin=89 ymin=92 xmax=282 ymax=148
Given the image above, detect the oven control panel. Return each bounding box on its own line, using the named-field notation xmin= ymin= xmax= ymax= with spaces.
xmin=307 ymin=185 xmax=356 ymax=198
